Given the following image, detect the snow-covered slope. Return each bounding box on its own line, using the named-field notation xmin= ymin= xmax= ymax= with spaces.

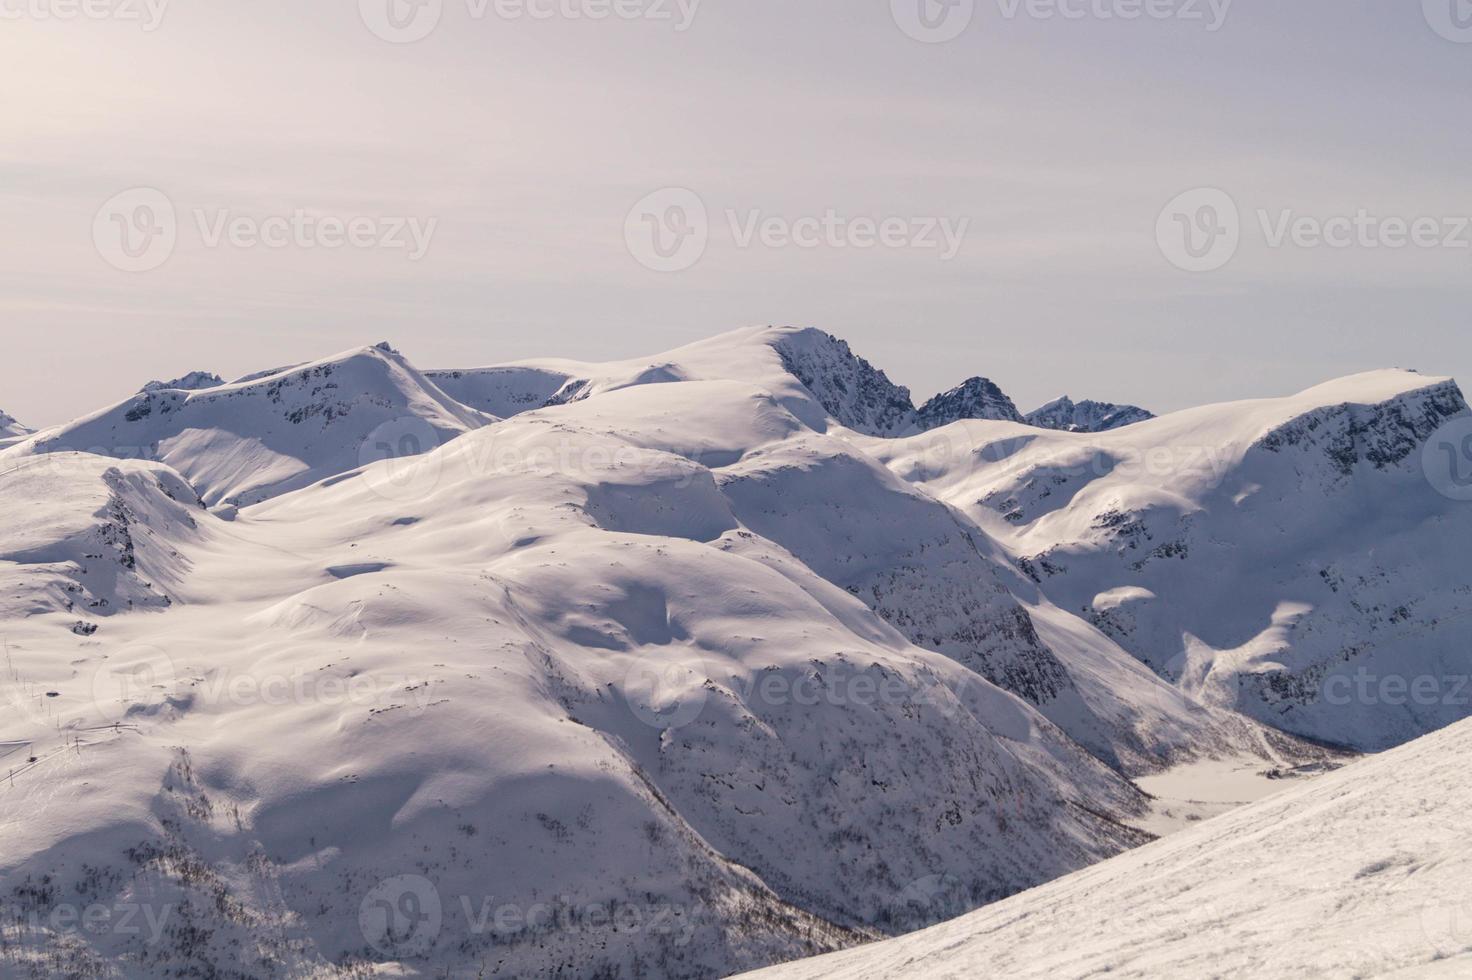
xmin=868 ymin=370 xmax=1472 ymax=751
xmin=4 ymin=344 xmax=494 ymax=509
xmin=742 ymin=715 xmax=1472 ymax=980
xmin=0 ymin=453 xmax=207 ymax=626
xmin=715 ymin=432 xmax=1309 ymax=774
xmin=1025 ymin=396 xmax=1154 ymax=432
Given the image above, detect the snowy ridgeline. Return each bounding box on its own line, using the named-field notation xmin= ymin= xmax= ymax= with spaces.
xmin=0 ymin=325 xmax=1467 ymax=978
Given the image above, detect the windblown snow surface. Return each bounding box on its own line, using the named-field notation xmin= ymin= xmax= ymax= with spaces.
xmin=743 ymin=715 xmax=1472 ymax=980
xmin=0 ymin=326 xmax=1467 ymax=978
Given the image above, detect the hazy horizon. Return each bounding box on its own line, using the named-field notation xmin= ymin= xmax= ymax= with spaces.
xmin=6 ymin=0 xmax=1472 ymax=427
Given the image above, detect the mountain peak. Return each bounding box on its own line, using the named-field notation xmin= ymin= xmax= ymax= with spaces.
xmin=916 ymin=377 xmax=1024 ymax=428
xmin=0 ymin=408 xmax=31 ymax=440
xmin=770 ymin=328 xmax=915 ymax=436
xmin=1026 ymin=396 xmax=1154 ymax=433
xmin=142 ymin=371 xmax=225 ymax=393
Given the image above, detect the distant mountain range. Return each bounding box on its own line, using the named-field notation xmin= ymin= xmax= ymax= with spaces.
xmin=0 ymin=326 xmax=1465 ymax=978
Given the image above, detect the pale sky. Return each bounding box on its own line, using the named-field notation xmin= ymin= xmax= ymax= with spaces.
xmin=4 ymin=0 xmax=1471 ymax=427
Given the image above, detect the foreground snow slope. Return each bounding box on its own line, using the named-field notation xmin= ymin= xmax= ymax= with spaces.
xmin=6 ymin=344 xmax=492 ymax=509
xmin=742 ymin=715 xmax=1472 ymax=980
xmin=865 ymin=369 xmax=1472 ymax=750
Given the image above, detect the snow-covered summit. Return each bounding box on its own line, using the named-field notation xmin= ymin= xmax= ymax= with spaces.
xmin=1025 ymin=395 xmax=1153 ymax=432
xmin=916 ymin=377 xmax=1024 ymax=428
xmin=6 ymin=343 xmax=494 ymax=509
xmin=428 ymin=327 xmax=1034 ymax=437
xmin=141 ymin=371 xmax=225 ymax=393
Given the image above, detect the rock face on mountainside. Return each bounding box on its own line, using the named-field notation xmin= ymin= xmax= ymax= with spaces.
xmin=916 ymin=378 xmax=1024 ymax=428
xmin=741 ymin=716 xmax=1472 ymax=980
xmin=771 ymin=330 xmax=917 ymax=436
xmin=1025 ymin=396 xmax=1153 ymax=433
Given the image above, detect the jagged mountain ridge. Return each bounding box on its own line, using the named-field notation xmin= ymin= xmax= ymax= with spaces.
xmin=1025 ymin=396 xmax=1154 ymax=433
xmin=426 ymin=327 xmax=1139 ymax=437
xmin=142 ymin=371 xmax=225 ymax=393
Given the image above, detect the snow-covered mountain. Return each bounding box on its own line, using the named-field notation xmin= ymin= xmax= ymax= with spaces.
xmin=5 ymin=343 xmax=493 ymax=509
xmin=916 ymin=378 xmax=1023 ymax=428
xmin=429 ymin=329 xmax=1036 ymax=436
xmin=0 ymin=408 xmax=32 ymax=448
xmin=0 ymin=326 xmax=1466 ymax=978
xmin=1025 ymin=395 xmax=1154 ymax=432
xmin=865 ymin=370 xmax=1472 ymax=751
xmin=742 ymin=714 xmax=1472 ymax=979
